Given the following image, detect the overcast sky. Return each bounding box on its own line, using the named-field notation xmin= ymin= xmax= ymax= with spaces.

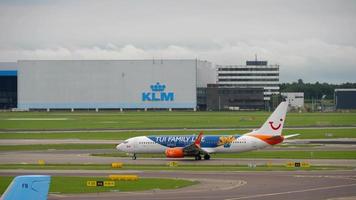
xmin=0 ymin=0 xmax=355 ymax=83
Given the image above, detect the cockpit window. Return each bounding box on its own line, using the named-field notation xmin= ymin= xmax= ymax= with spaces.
xmin=123 ymin=141 xmax=128 ymax=144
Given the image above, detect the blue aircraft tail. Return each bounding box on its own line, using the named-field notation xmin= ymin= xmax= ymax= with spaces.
xmin=1 ymin=175 xmax=51 ymax=200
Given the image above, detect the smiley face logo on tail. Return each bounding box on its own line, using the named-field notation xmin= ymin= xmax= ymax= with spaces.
xmin=269 ymin=118 xmax=283 ymax=130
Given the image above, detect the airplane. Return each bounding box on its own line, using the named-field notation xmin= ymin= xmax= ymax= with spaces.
xmin=0 ymin=175 xmax=51 ymax=200
xmin=116 ymin=101 xmax=299 ymax=160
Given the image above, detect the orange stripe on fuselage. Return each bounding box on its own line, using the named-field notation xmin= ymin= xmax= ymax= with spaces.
xmin=249 ymin=134 xmax=284 ymax=145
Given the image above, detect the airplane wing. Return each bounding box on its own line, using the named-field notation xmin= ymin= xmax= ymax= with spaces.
xmin=182 ymin=132 xmax=208 ymax=155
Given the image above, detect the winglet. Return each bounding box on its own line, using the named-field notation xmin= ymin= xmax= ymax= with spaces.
xmin=1 ymin=175 xmax=51 ymax=200
xmin=194 ymin=131 xmax=204 ymax=147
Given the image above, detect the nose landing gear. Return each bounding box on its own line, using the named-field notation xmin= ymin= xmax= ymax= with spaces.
xmin=132 ymin=153 xmax=137 ymax=160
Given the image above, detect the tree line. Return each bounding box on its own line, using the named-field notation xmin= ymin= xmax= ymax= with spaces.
xmin=279 ymin=79 xmax=356 ymax=100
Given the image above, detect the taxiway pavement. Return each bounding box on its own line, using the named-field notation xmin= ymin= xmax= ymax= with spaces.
xmin=1 ymin=170 xmax=355 ymax=200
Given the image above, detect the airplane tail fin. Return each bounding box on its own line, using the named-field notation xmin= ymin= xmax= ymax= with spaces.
xmin=248 ymin=101 xmax=288 ymax=136
xmin=1 ymin=175 xmax=51 ymax=200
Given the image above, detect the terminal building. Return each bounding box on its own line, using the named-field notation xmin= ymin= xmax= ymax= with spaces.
xmin=203 ymin=59 xmax=280 ymax=110
xmin=205 ymin=85 xmax=264 ymax=111
xmin=216 ymin=60 xmax=280 ymax=101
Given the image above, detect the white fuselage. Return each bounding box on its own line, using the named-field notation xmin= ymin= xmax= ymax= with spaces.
xmin=116 ymin=134 xmax=270 ymax=155
xmin=116 ymin=102 xmax=290 ymax=158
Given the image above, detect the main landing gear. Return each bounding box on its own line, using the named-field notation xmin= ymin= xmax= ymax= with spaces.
xmin=194 ymin=154 xmax=211 ymax=160
xmin=132 ymin=153 xmax=137 ymax=160
xmin=204 ymin=154 xmax=210 ymax=160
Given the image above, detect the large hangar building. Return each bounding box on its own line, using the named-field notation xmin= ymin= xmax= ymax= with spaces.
xmin=17 ymin=59 xmax=213 ymax=110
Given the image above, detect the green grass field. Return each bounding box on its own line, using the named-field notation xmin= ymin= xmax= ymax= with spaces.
xmin=0 ymin=144 xmax=116 ymax=151
xmin=0 ymin=128 xmax=355 ymax=140
xmin=92 ymin=150 xmax=356 ymax=159
xmin=0 ymin=176 xmax=197 ymax=194
xmin=0 ymin=111 xmax=356 ymax=130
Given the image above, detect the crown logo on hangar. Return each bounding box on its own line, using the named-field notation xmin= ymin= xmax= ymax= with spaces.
xmin=142 ymin=82 xmax=175 ymax=102
xmin=150 ymin=82 xmax=166 ymax=92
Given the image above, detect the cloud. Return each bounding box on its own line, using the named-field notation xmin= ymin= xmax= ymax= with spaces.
xmin=0 ymin=0 xmax=355 ymax=83
xmin=1 ymin=38 xmax=355 ymax=83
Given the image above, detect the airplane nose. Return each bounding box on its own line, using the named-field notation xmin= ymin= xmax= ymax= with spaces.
xmin=116 ymin=143 xmax=122 ymax=151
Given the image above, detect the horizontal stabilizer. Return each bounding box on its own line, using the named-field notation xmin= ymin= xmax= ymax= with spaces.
xmin=284 ymin=134 xmax=300 ymax=139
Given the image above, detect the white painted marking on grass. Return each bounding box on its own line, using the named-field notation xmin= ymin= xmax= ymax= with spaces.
xmin=6 ymin=118 xmax=69 ymax=121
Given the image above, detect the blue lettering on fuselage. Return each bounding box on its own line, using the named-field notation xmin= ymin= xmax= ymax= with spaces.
xmin=147 ymin=135 xmax=241 ymax=148
xmin=151 ymin=136 xmax=195 ymax=147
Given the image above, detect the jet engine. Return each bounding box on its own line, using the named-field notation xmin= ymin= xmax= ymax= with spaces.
xmin=165 ymin=148 xmax=184 ymax=158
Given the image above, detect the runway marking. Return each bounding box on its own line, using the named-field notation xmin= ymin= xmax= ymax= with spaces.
xmin=294 ymin=175 xmax=356 ymax=181
xmin=6 ymin=118 xmax=70 ymax=121
xmin=225 ymin=183 xmax=356 ymax=200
